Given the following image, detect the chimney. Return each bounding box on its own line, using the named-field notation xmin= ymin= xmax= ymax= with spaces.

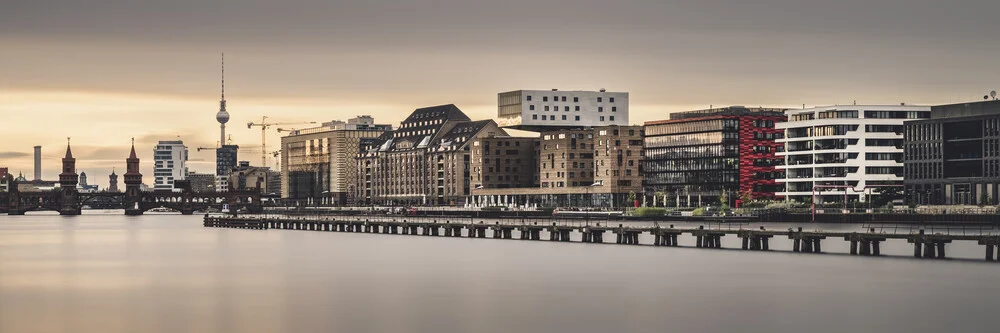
xmin=33 ymin=146 xmax=41 ymax=181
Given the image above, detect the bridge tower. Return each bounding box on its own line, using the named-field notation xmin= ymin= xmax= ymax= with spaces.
xmin=124 ymin=140 xmax=144 ymax=215
xmin=58 ymin=139 xmax=81 ymax=215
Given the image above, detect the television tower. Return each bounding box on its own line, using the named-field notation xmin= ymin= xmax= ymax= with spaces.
xmin=216 ymin=54 xmax=230 ymax=145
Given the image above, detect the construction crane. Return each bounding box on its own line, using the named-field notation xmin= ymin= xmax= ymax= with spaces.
xmin=247 ymin=116 xmax=315 ymax=167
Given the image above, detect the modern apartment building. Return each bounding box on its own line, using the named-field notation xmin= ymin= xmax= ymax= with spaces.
xmin=355 ymin=105 xmax=507 ymax=206
xmin=777 ymin=105 xmax=930 ymax=203
xmin=904 ymin=100 xmax=1000 ymax=205
xmin=643 ymin=107 xmax=786 ymax=207
xmin=470 ymin=137 xmax=540 ymax=190
xmin=470 ymin=125 xmax=644 ymax=208
xmin=281 ymin=116 xmax=391 ymax=205
xmin=153 ymin=140 xmax=188 ymax=190
xmin=497 ymin=89 xmax=629 ymax=130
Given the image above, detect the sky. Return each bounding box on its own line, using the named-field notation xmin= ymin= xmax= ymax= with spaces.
xmin=2 ymin=0 xmax=1000 ymax=186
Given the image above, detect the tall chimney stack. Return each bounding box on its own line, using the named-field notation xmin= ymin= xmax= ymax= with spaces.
xmin=33 ymin=145 xmax=41 ymax=181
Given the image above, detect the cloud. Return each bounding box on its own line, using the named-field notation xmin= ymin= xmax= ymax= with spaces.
xmin=0 ymin=151 xmax=30 ymax=158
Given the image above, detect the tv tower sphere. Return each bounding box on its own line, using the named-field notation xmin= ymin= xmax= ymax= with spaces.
xmin=217 ymin=103 xmax=230 ymax=124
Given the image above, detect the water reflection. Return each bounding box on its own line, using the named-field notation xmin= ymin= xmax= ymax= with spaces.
xmin=0 ymin=212 xmax=997 ymax=333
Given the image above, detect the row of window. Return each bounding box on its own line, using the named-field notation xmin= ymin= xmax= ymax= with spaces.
xmin=531 ymin=114 xmax=617 ymax=122
xmin=645 ymin=132 xmax=738 ymax=148
xmin=528 ymin=105 xmax=619 ymax=112
xmin=527 ymin=96 xmax=617 ymax=103
xmin=645 ymin=119 xmax=737 ymax=136
xmin=752 ymin=120 xmax=777 ymax=128
xmin=864 ymin=110 xmax=930 ymax=119
xmin=905 ymin=162 xmax=943 ymax=180
xmin=818 ymin=110 xmax=858 ymax=119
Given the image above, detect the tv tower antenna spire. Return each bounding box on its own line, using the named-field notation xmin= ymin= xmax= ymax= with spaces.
xmin=216 ymin=53 xmax=231 ymax=146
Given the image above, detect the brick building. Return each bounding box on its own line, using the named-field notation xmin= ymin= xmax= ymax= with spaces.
xmin=470 ymin=125 xmax=644 ymax=208
xmin=355 ymin=105 xmax=507 ymax=206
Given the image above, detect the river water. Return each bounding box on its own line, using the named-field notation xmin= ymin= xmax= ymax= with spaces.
xmin=1 ymin=211 xmax=997 ymax=333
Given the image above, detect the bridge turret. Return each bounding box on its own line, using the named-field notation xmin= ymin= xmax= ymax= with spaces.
xmin=124 ymin=139 xmax=144 ymax=215
xmin=59 ymin=139 xmax=78 ymax=188
xmin=58 ymin=138 xmax=81 ymax=215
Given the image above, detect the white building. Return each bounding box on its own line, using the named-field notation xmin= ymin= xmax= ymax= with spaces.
xmin=153 ymin=140 xmax=189 ymax=190
xmin=497 ymin=89 xmax=629 ymax=130
xmin=777 ymin=105 xmax=931 ymax=203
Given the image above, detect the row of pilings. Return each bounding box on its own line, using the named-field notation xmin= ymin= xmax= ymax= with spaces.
xmin=203 ymin=216 xmax=1000 ymax=261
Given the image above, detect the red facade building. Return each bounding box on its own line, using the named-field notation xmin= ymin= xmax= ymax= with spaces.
xmin=643 ymin=107 xmax=786 ymax=206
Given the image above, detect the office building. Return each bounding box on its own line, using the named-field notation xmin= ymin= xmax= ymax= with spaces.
xmin=281 ymin=115 xmax=392 ymax=205
xmin=355 ymin=105 xmax=507 ymax=206
xmin=33 ymin=146 xmax=41 ymax=181
xmin=643 ymin=107 xmax=787 ymax=206
xmin=153 ymin=140 xmax=189 ymax=190
xmin=904 ymin=100 xmax=1000 ymax=205
xmin=497 ymin=89 xmax=629 ymax=130
xmin=777 ymin=104 xmax=930 ymax=203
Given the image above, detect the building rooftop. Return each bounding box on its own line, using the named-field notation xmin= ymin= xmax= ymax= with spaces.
xmin=667 ymin=106 xmax=786 ymax=121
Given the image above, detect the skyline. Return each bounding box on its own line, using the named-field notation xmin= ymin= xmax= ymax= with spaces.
xmin=3 ymin=0 xmax=1000 ymax=180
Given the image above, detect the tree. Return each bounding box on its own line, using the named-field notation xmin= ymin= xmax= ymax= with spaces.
xmin=719 ymin=190 xmax=728 ymax=206
xmin=654 ymin=191 xmax=664 ymax=207
xmin=980 ymin=192 xmax=991 ymax=207
xmin=740 ymin=190 xmax=753 ymax=206
xmin=873 ymin=187 xmax=903 ymax=208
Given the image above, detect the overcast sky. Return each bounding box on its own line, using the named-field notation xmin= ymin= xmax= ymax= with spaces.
xmin=2 ymin=0 xmax=999 ymax=184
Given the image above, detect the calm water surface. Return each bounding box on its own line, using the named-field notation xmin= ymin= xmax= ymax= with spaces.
xmin=1 ymin=211 xmax=997 ymax=333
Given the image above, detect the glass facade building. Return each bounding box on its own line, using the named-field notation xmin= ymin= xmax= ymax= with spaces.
xmin=643 ymin=107 xmax=786 ymax=207
xmin=904 ymin=100 xmax=1000 ymax=205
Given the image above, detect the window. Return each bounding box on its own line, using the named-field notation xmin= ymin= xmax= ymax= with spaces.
xmin=561 ymin=96 xmax=566 ymax=102
xmin=543 ymin=96 xmax=548 ymax=102
xmin=532 ymin=114 xmax=537 ymax=120
xmin=542 ymin=115 xmax=547 ymax=120
xmin=544 ymin=106 xmax=550 ymax=111
xmin=610 ymin=97 xmax=615 ymax=103
xmin=575 ymin=106 xmax=580 ymax=111
xmin=527 ymin=95 xmax=532 ymax=101
xmin=564 ymin=106 xmax=570 ymax=111
xmin=575 ymin=116 xmax=580 ymax=121
xmin=529 ymin=105 xmax=535 ymax=110
xmin=599 ymin=107 xmax=604 ymax=112
xmin=612 ymin=107 xmax=617 ymax=112
xmin=573 ymin=97 xmax=579 ymax=102
xmin=562 ymin=115 xmax=567 ymax=120
xmin=600 ymin=116 xmax=605 ymax=121
xmin=610 ymin=116 xmax=615 ymax=121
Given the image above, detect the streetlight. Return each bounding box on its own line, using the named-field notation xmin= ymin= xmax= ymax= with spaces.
xmin=587 ymin=181 xmax=604 ymax=224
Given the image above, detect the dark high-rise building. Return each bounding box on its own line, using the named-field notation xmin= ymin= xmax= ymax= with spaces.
xmin=643 ymin=106 xmax=786 ymax=207
xmin=904 ymin=100 xmax=1000 ymax=205
xmin=216 ymin=144 xmax=238 ymax=190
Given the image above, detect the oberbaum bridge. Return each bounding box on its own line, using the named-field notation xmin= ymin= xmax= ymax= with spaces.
xmin=0 ymin=141 xmax=262 ymax=216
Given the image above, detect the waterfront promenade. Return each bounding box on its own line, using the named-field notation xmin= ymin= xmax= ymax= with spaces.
xmin=205 ymin=214 xmax=1000 ymax=261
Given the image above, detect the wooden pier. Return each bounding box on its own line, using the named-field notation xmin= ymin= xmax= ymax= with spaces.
xmin=204 ymin=215 xmax=1000 ymax=261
